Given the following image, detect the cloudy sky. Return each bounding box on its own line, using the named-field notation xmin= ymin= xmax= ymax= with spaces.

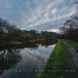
xmin=0 ymin=0 xmax=77 ymax=30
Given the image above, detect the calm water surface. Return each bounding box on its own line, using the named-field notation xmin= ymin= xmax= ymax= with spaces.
xmin=0 ymin=44 xmax=55 ymax=78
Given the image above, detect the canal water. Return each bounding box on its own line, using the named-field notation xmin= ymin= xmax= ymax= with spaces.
xmin=0 ymin=44 xmax=55 ymax=78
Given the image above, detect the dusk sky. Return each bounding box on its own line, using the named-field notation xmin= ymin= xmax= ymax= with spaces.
xmin=0 ymin=0 xmax=77 ymax=30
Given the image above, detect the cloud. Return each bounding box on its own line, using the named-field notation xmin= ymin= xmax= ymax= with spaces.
xmin=0 ymin=0 xmax=76 ymax=30
xmin=19 ymin=0 xmax=75 ymax=29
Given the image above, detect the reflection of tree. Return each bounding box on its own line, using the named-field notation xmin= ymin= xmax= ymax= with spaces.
xmin=0 ymin=49 xmax=21 ymax=74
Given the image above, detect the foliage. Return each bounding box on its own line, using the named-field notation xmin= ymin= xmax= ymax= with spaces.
xmin=38 ymin=40 xmax=66 ymax=78
xmin=64 ymin=16 xmax=78 ymax=41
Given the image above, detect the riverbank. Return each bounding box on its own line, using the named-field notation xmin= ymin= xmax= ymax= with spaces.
xmin=37 ymin=40 xmax=65 ymax=78
xmin=37 ymin=40 xmax=78 ymax=78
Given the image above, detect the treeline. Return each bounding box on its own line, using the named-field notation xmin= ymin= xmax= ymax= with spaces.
xmin=60 ymin=16 xmax=78 ymax=41
xmin=0 ymin=18 xmax=60 ymax=48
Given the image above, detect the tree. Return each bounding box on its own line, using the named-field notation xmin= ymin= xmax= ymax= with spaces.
xmin=64 ymin=16 xmax=78 ymax=40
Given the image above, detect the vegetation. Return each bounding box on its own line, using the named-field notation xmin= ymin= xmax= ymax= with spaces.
xmin=0 ymin=15 xmax=78 ymax=77
xmin=37 ymin=40 xmax=66 ymax=78
xmin=64 ymin=40 xmax=78 ymax=48
xmin=37 ymin=15 xmax=78 ymax=78
xmin=0 ymin=18 xmax=60 ymax=48
xmin=64 ymin=16 xmax=78 ymax=41
xmin=0 ymin=18 xmax=60 ymax=75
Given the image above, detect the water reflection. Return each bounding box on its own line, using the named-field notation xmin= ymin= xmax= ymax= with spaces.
xmin=0 ymin=49 xmax=21 ymax=74
xmin=0 ymin=43 xmax=55 ymax=78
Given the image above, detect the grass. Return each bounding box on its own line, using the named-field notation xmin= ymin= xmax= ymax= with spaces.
xmin=37 ymin=39 xmax=78 ymax=78
xmin=37 ymin=40 xmax=67 ymax=78
xmin=65 ymin=40 xmax=78 ymax=48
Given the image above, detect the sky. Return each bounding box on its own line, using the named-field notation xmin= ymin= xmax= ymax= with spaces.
xmin=0 ymin=0 xmax=77 ymax=30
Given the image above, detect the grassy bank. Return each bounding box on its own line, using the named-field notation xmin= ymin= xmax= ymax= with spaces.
xmin=38 ymin=40 xmax=67 ymax=78
xmin=65 ymin=40 xmax=78 ymax=48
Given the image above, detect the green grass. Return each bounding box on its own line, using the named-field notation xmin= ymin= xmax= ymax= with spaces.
xmin=65 ymin=40 xmax=78 ymax=48
xmin=38 ymin=40 xmax=67 ymax=78
xmin=37 ymin=40 xmax=78 ymax=78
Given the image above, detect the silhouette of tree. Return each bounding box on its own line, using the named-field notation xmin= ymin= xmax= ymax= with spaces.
xmin=64 ymin=16 xmax=78 ymax=40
